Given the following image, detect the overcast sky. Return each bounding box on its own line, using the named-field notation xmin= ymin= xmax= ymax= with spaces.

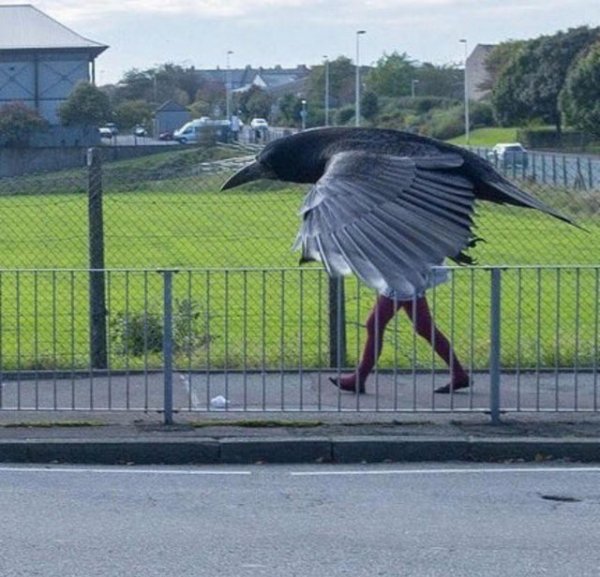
xmin=6 ymin=0 xmax=599 ymax=84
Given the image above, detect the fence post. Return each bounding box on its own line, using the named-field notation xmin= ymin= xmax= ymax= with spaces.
xmin=87 ymin=148 xmax=107 ymax=369
xmin=328 ymin=276 xmax=347 ymax=369
xmin=489 ymin=268 xmax=502 ymax=424
xmin=161 ymin=270 xmax=174 ymax=425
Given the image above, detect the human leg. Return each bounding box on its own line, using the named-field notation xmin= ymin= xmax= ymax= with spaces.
xmin=401 ymin=297 xmax=470 ymax=393
xmin=330 ymin=294 xmax=399 ymax=393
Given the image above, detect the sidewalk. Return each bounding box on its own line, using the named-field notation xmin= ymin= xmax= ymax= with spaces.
xmin=0 ymin=409 xmax=599 ymax=465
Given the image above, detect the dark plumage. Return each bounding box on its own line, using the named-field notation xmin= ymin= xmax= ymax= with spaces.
xmin=222 ymin=127 xmax=573 ymax=295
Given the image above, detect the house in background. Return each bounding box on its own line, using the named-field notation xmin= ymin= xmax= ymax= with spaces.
xmin=153 ymin=100 xmax=191 ymax=136
xmin=0 ymin=4 xmax=107 ymax=125
xmin=466 ymin=44 xmax=495 ymax=102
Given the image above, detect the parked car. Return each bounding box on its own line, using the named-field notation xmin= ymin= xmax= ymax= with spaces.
xmin=133 ymin=125 xmax=147 ymax=137
xmin=98 ymin=127 xmax=113 ymax=139
xmin=158 ymin=131 xmax=173 ymax=141
xmin=488 ymin=143 xmax=529 ymax=168
xmin=105 ymin=122 xmax=119 ymax=136
xmin=250 ymin=118 xmax=269 ymax=130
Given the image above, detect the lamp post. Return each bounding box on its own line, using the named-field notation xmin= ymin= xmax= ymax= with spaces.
xmin=323 ymin=55 xmax=330 ymax=127
xmin=226 ymin=50 xmax=233 ymax=121
xmin=411 ymin=79 xmax=419 ymax=98
xmin=459 ymin=39 xmax=470 ymax=145
xmin=355 ymin=30 xmax=366 ymax=127
xmin=301 ymin=99 xmax=307 ymax=130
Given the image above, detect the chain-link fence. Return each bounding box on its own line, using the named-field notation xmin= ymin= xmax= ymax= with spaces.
xmin=0 ymin=143 xmax=598 ymax=270
xmin=0 ymin=141 xmax=598 ymax=416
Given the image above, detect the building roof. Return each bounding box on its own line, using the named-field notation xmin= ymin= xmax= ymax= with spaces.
xmin=0 ymin=4 xmax=108 ymax=56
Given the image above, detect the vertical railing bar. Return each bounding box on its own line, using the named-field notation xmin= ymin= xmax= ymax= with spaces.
xmin=489 ymin=268 xmax=502 ymax=425
xmin=16 ymin=272 xmax=22 ymax=410
xmin=52 ymin=271 xmax=57 ymax=410
xmin=430 ymin=279 xmax=437 ymax=410
xmin=243 ymin=270 xmax=248 ymax=411
xmin=516 ymin=269 xmax=523 ymax=411
xmin=70 ymin=272 xmax=76 ymax=410
xmin=183 ymin=271 xmax=192 ymax=411
xmin=104 ymin=271 xmax=111 ymax=410
xmin=125 ymin=271 xmax=130 ymax=411
xmin=449 ymin=269 xmax=457 ymax=411
xmin=0 ymin=273 xmax=3 ymax=409
xmin=317 ymin=271 xmax=323 ymax=411
xmin=588 ymin=158 xmax=593 ymax=190
xmin=469 ymin=269 xmax=476 ymax=409
xmin=162 ymin=270 xmax=174 ymax=426
xmin=280 ymin=270 xmax=285 ymax=410
xmin=224 ymin=270 xmax=230 ymax=411
xmin=555 ymin=268 xmax=561 ymax=411
xmin=33 ymin=272 xmax=39 ymax=410
xmin=535 ymin=268 xmax=542 ymax=410
xmin=393 ymin=293 xmax=400 ymax=411
xmin=298 ymin=269 xmax=304 ymax=410
xmin=410 ymin=292 xmax=417 ymax=411
xmin=205 ymin=271 xmax=211 ymax=410
xmin=261 ymin=271 xmax=267 ymax=411
xmin=593 ymin=268 xmax=599 ymax=411
xmin=143 ymin=272 xmax=150 ymax=411
xmin=574 ymin=268 xmax=581 ymax=411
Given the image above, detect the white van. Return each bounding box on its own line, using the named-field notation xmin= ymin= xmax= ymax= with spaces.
xmin=173 ymin=118 xmax=231 ymax=144
xmin=173 ymin=118 xmax=210 ymax=144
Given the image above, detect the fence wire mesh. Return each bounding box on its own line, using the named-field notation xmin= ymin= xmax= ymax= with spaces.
xmin=0 ymin=144 xmax=598 ymax=270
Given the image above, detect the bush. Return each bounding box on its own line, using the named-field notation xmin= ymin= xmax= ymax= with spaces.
xmin=420 ymin=106 xmax=465 ymax=140
xmin=110 ymin=298 xmax=213 ymax=357
xmin=0 ymin=102 xmax=48 ymax=147
xmin=336 ymin=106 xmax=355 ymax=125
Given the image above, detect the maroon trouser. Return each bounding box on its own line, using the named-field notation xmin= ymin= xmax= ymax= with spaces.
xmin=340 ymin=294 xmax=468 ymax=388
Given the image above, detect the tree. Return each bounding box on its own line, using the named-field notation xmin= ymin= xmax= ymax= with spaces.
xmin=0 ymin=102 xmax=48 ymax=147
xmin=113 ymin=99 xmax=153 ymax=129
xmin=58 ymin=81 xmax=112 ymax=126
xmin=481 ymin=40 xmax=526 ymax=94
xmin=560 ymin=42 xmax=600 ymax=138
xmin=413 ymin=63 xmax=463 ymax=100
xmin=360 ymin=91 xmax=379 ymax=120
xmin=237 ymin=86 xmax=273 ymax=121
xmin=365 ymin=52 xmax=416 ymax=97
xmin=492 ymin=26 xmax=600 ymax=132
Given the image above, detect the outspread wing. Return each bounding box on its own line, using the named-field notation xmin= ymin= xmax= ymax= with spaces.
xmin=293 ymin=150 xmax=476 ymax=295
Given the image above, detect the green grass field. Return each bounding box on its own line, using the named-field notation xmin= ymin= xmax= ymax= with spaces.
xmin=0 ymin=168 xmax=597 ymax=372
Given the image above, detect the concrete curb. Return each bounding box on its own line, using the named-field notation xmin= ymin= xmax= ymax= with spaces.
xmin=1 ymin=436 xmax=599 ymax=465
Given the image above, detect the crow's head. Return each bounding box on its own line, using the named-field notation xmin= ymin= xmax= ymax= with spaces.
xmin=221 ymin=129 xmax=335 ymax=190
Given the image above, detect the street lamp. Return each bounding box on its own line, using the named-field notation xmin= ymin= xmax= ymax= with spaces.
xmin=459 ymin=39 xmax=470 ymax=145
xmin=323 ymin=55 xmax=330 ymax=127
xmin=411 ymin=79 xmax=419 ymax=98
xmin=226 ymin=50 xmax=234 ymax=120
xmin=355 ymin=30 xmax=366 ymax=127
xmin=301 ymin=99 xmax=307 ymax=130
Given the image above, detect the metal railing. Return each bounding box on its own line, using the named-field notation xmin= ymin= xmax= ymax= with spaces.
xmin=0 ymin=266 xmax=597 ymax=422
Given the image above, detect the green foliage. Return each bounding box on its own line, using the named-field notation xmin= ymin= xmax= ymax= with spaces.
xmin=420 ymin=105 xmax=465 ymax=140
xmin=114 ymin=99 xmax=154 ymax=130
xmin=336 ymin=105 xmax=355 ymax=125
xmin=237 ymin=86 xmax=273 ymax=122
xmin=110 ymin=298 xmax=212 ymax=358
xmin=58 ymin=81 xmax=112 ymax=126
xmin=0 ymin=102 xmax=48 ymax=147
xmin=360 ymin=91 xmax=379 ymax=120
xmin=560 ymin=41 xmax=600 ymax=138
xmin=365 ymin=51 xmax=415 ymax=97
xmin=492 ymin=26 xmax=600 ymax=131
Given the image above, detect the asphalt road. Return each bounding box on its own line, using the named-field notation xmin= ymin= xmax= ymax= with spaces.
xmin=1 ymin=463 xmax=599 ymax=576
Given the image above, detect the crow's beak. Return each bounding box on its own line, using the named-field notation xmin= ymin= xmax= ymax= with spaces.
xmin=221 ymin=161 xmax=274 ymax=190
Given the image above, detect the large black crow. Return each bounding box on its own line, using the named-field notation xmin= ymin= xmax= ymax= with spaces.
xmin=222 ymin=127 xmax=572 ymax=296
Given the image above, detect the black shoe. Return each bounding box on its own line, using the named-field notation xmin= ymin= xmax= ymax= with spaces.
xmin=434 ymin=378 xmax=470 ymax=394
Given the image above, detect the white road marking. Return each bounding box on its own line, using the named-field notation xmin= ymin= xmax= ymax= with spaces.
xmin=290 ymin=466 xmax=600 ymax=477
xmin=0 ymin=466 xmax=251 ymax=476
